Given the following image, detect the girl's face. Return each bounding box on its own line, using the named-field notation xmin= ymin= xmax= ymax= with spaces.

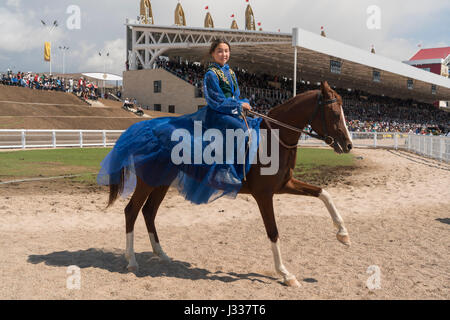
xmin=211 ymin=43 xmax=230 ymax=66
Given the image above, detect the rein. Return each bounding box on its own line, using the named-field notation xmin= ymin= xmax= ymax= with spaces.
xmin=245 ymin=92 xmax=337 ymax=149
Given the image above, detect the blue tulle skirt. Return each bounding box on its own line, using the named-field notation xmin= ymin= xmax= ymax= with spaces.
xmin=97 ymin=106 xmax=262 ymax=204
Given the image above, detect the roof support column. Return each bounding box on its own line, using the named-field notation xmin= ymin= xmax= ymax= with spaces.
xmin=129 ymin=28 xmax=137 ymax=70
xmin=293 ymin=46 xmax=298 ymax=97
xmin=292 ymin=27 xmax=299 ymax=97
xmin=148 ymin=48 xmax=169 ymax=69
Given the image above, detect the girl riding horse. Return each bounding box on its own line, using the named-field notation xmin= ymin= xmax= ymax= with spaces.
xmin=98 ymin=39 xmax=353 ymax=287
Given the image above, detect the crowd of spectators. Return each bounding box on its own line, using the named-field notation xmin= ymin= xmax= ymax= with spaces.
xmin=3 ymin=62 xmax=449 ymax=134
xmin=340 ymin=90 xmax=449 ymax=134
xmin=1 ymin=69 xmax=99 ymax=100
xmin=155 ymin=58 xmax=449 ymax=134
xmin=155 ymin=58 xmax=290 ymax=113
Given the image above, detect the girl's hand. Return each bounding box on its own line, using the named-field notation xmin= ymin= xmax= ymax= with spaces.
xmin=241 ymin=102 xmax=252 ymax=111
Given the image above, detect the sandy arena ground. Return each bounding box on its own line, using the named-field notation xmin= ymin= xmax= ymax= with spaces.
xmin=0 ymin=148 xmax=449 ymax=300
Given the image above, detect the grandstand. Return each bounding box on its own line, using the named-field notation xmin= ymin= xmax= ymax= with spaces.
xmin=404 ymin=46 xmax=450 ymax=109
xmin=123 ymin=22 xmax=450 ymax=134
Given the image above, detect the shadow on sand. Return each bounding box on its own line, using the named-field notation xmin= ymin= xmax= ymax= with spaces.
xmin=28 ymin=248 xmax=277 ymax=284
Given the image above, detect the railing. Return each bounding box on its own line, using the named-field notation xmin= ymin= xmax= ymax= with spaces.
xmin=405 ymin=134 xmax=450 ymax=162
xmin=299 ymin=132 xmax=409 ymax=149
xmin=0 ymin=129 xmax=123 ymax=149
xmin=1 ymin=129 xmax=448 ymax=163
xmin=155 ymin=64 xmax=291 ymax=101
xmin=241 ymin=86 xmax=292 ymax=101
xmin=299 ymin=131 xmax=449 ymax=162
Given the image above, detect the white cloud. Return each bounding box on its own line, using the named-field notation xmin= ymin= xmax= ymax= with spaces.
xmin=6 ymin=0 xmax=21 ymax=8
xmin=0 ymin=7 xmax=64 ymax=53
xmin=80 ymin=38 xmax=125 ymax=75
xmin=0 ymin=0 xmax=448 ymax=73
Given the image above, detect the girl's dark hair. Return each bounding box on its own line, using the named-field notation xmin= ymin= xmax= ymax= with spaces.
xmin=201 ymin=39 xmax=231 ymax=64
xmin=209 ymin=38 xmax=231 ymax=54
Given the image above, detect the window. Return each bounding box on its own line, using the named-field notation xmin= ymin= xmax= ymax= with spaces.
xmin=330 ymin=60 xmax=341 ymax=74
xmin=431 ymin=85 xmax=437 ymax=95
xmin=373 ymin=70 xmax=381 ymax=82
xmin=154 ymin=104 xmax=161 ymax=111
xmin=407 ymin=79 xmax=414 ymax=90
xmin=154 ymin=80 xmax=162 ymax=93
xmin=168 ymin=105 xmax=175 ymax=113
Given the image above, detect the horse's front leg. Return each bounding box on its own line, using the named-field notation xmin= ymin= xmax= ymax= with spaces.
xmin=253 ymin=192 xmax=301 ymax=287
xmin=280 ymin=177 xmax=351 ymax=246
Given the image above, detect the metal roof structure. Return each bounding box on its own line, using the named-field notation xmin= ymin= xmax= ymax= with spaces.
xmin=81 ymin=73 xmax=123 ymax=81
xmin=125 ymin=21 xmax=450 ymax=103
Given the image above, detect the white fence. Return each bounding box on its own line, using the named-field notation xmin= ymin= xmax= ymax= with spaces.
xmin=0 ymin=129 xmax=448 ymax=163
xmin=299 ymin=131 xmax=450 ymax=162
xmin=0 ymin=129 xmax=123 ymax=149
xmin=299 ymin=132 xmax=409 ymax=149
xmin=405 ymin=134 xmax=450 ymax=162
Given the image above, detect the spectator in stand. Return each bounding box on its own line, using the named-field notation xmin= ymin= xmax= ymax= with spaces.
xmin=1 ymin=64 xmax=449 ymax=135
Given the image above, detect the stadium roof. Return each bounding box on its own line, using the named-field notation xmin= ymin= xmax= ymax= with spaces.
xmin=126 ymin=22 xmax=450 ymax=103
xmin=82 ymin=73 xmax=123 ymax=81
xmin=409 ymin=47 xmax=450 ymax=61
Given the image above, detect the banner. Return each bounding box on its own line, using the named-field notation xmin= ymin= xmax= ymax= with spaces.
xmin=44 ymin=42 xmax=51 ymax=62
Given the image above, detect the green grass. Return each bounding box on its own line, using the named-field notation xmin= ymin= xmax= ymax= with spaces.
xmin=295 ymin=147 xmax=355 ymax=185
xmin=0 ymin=147 xmax=355 ymax=185
xmin=0 ymin=147 xmax=112 ymax=183
xmin=296 ymin=147 xmax=354 ymax=170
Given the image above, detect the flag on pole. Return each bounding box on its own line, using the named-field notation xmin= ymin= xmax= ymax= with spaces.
xmin=44 ymin=42 xmax=51 ymax=62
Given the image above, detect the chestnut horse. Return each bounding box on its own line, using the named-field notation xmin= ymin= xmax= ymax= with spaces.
xmin=106 ymin=81 xmax=353 ymax=287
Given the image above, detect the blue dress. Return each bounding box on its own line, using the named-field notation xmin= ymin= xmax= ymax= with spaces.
xmin=97 ymin=62 xmax=262 ymax=204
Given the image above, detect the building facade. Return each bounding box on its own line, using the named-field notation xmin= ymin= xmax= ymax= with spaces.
xmin=123 ymin=68 xmax=206 ymax=114
xmin=404 ymin=47 xmax=450 ymax=108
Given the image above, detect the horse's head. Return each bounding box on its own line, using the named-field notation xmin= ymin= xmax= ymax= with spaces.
xmin=309 ymin=81 xmax=353 ymax=154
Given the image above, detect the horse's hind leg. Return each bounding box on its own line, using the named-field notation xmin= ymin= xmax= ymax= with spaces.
xmin=253 ymin=192 xmax=301 ymax=287
xmin=124 ymin=177 xmax=154 ymax=272
xmin=141 ymin=185 xmax=171 ymax=261
xmin=280 ymin=177 xmax=350 ymax=246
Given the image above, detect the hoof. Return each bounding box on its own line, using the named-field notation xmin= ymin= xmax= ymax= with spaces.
xmin=337 ymin=233 xmax=351 ymax=246
xmin=158 ymin=254 xmax=171 ymax=262
xmin=127 ymin=264 xmax=139 ymax=273
xmin=154 ymin=251 xmax=171 ymax=262
xmin=284 ymin=277 xmax=301 ymax=288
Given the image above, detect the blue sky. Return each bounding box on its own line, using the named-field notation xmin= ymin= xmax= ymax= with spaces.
xmin=0 ymin=0 xmax=448 ymax=75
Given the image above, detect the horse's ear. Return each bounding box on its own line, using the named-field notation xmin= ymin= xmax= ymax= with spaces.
xmin=320 ymin=81 xmax=332 ymax=98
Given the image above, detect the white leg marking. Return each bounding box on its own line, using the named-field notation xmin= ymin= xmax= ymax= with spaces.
xmin=319 ymin=189 xmax=351 ymax=246
xmin=125 ymin=231 xmax=139 ymax=271
xmin=319 ymin=189 xmax=348 ymax=234
xmin=149 ymin=233 xmax=170 ymax=261
xmin=271 ymin=240 xmax=300 ymax=287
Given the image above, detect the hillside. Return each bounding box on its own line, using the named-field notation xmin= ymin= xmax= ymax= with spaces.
xmin=0 ymin=86 xmax=178 ymax=130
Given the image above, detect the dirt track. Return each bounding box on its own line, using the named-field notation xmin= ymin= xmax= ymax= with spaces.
xmin=0 ymin=148 xmax=449 ymax=300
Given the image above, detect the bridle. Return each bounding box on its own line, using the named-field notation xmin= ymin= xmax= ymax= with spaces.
xmin=246 ymin=91 xmax=337 ymax=149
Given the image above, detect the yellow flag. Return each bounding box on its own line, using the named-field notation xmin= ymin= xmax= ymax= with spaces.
xmin=44 ymin=42 xmax=51 ymax=61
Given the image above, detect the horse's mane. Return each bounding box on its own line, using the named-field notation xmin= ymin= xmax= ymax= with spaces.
xmin=268 ymin=90 xmax=319 ymax=118
xmin=267 ymin=87 xmax=343 ymax=119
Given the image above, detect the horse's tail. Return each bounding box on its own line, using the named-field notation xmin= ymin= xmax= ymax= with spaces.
xmin=106 ymin=168 xmax=125 ymax=208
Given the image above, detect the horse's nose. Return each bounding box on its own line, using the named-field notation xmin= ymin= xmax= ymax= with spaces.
xmin=347 ymin=143 xmax=353 ymax=151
